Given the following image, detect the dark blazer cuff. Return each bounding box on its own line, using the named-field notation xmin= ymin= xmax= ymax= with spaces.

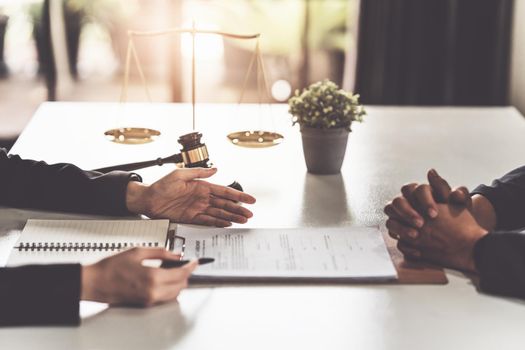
xmin=0 ymin=264 xmax=81 ymax=326
xmin=473 ymin=233 xmax=525 ymax=298
xmin=473 ymin=233 xmax=502 ymax=295
xmin=90 ymin=171 xmax=142 ymax=216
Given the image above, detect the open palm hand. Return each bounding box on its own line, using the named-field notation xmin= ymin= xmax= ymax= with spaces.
xmin=126 ymin=168 xmax=256 ymax=227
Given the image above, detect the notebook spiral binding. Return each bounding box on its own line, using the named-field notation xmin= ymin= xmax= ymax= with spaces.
xmin=15 ymin=242 xmax=160 ymax=252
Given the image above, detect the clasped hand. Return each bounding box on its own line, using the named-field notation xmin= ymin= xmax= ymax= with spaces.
xmin=384 ymin=169 xmax=489 ymax=272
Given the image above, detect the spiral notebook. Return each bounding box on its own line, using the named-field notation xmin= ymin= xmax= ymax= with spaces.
xmin=7 ymin=219 xmax=170 ymax=266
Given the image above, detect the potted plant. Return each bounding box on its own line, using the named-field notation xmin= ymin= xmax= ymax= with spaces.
xmin=288 ymin=79 xmax=365 ymax=174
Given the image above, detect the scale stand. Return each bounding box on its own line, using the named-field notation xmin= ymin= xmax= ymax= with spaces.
xmin=105 ymin=23 xmax=283 ymax=148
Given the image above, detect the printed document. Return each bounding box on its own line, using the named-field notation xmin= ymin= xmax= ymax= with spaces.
xmin=177 ymin=226 xmax=397 ymax=282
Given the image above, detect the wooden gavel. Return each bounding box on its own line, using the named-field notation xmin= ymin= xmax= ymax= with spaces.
xmin=93 ymin=132 xmax=211 ymax=173
xmin=93 ymin=131 xmax=243 ymax=192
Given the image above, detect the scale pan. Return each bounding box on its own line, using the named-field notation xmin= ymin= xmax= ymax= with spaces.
xmin=105 ymin=127 xmax=161 ymax=144
xmin=227 ymin=130 xmax=284 ymax=148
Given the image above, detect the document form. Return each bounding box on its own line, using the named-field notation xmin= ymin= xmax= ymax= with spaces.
xmin=177 ymin=226 xmax=397 ymax=282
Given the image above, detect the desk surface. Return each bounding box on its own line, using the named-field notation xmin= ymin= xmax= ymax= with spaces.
xmin=2 ymin=102 xmax=525 ymax=349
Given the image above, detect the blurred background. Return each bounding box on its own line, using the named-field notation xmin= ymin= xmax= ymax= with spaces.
xmin=0 ymin=0 xmax=356 ymax=147
xmin=0 ymin=0 xmax=522 ymax=149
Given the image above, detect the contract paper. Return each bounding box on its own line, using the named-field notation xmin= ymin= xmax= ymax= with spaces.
xmin=178 ymin=226 xmax=397 ymax=282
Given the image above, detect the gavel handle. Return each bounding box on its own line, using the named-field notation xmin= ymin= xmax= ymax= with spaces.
xmin=93 ymin=154 xmax=183 ymax=173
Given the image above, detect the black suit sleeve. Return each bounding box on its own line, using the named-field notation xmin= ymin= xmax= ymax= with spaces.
xmin=0 ymin=150 xmax=141 ymax=326
xmin=0 ymin=264 xmax=81 ymax=326
xmin=471 ymin=166 xmax=525 ymax=230
xmin=474 ymin=233 xmax=525 ymax=299
xmin=470 ymin=167 xmax=525 ymax=298
xmin=0 ymin=149 xmax=140 ymax=215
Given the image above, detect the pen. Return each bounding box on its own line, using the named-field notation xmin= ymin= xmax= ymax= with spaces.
xmin=161 ymin=257 xmax=215 ymax=269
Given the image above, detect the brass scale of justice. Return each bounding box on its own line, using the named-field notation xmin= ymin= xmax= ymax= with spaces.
xmin=95 ymin=24 xmax=284 ymax=188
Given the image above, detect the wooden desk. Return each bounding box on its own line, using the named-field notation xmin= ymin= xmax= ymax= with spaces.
xmin=2 ymin=102 xmax=525 ymax=349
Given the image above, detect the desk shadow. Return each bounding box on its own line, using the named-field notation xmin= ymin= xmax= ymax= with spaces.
xmin=447 ymin=269 xmax=525 ymax=306
xmin=299 ymin=173 xmax=353 ymax=226
xmin=74 ymin=290 xmax=213 ymax=350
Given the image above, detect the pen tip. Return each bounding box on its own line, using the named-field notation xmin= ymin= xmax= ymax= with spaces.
xmin=198 ymin=257 xmax=215 ymax=265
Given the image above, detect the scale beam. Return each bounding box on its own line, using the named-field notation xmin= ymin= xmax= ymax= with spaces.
xmin=106 ymin=24 xmax=283 ymax=148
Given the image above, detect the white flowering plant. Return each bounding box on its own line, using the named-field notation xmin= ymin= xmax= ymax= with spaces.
xmin=288 ymin=80 xmax=365 ymax=131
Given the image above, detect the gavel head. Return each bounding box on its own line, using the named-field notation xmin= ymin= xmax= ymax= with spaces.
xmin=177 ymin=132 xmax=212 ymax=168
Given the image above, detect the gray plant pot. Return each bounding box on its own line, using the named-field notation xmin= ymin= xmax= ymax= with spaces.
xmin=300 ymin=126 xmax=349 ymax=174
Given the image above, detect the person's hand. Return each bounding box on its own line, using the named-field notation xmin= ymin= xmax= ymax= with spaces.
xmin=125 ymin=168 xmax=256 ymax=227
xmin=384 ymin=169 xmax=471 ymax=241
xmin=81 ymin=248 xmax=197 ymax=306
xmin=396 ymin=203 xmax=488 ymax=272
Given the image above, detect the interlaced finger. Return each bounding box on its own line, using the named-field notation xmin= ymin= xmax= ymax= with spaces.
xmin=397 ymin=240 xmax=421 ymax=260
xmin=391 ymin=196 xmax=424 ymax=227
xmin=427 ymin=169 xmax=452 ymax=202
xmin=401 ymin=183 xmax=418 ymax=203
xmin=413 ymin=184 xmax=438 ymax=218
xmin=386 ymin=218 xmax=419 ymax=240
xmin=449 ymin=186 xmax=472 ymax=208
